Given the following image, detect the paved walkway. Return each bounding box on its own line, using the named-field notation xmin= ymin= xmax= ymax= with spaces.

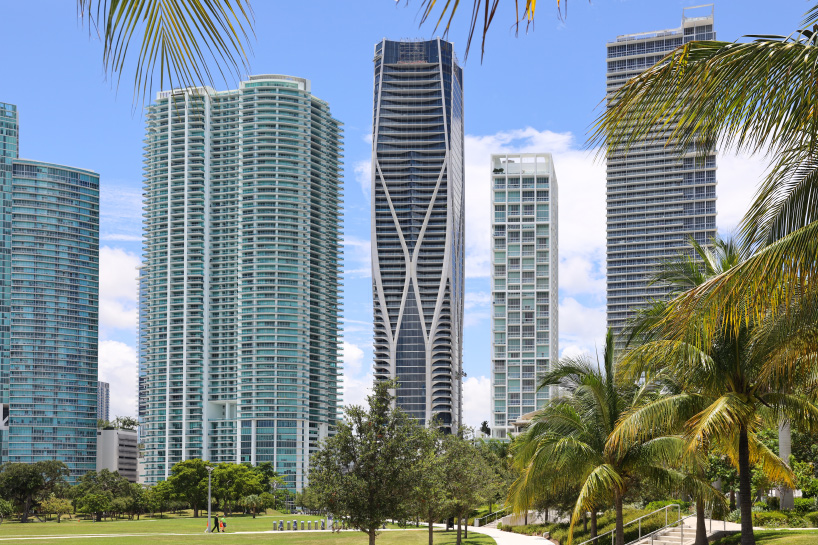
xmin=469 ymin=526 xmax=552 ymax=544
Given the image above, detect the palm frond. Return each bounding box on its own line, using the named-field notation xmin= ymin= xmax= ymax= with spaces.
xmin=412 ymin=0 xmax=550 ymax=61
xmin=568 ymin=464 xmax=623 ymax=544
xmin=78 ymin=0 xmax=254 ymax=106
xmin=590 ymin=36 xmax=818 ymax=161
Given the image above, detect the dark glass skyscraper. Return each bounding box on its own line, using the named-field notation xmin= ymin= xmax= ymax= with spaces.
xmin=371 ymin=39 xmax=465 ymax=431
xmin=0 ymin=102 xmax=100 ymax=481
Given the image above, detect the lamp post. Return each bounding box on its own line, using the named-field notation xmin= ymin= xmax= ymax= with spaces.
xmin=206 ymin=465 xmax=215 ymax=533
xmin=272 ymin=481 xmax=278 ymax=512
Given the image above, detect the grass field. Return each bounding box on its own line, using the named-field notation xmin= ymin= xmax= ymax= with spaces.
xmin=713 ymin=530 xmax=818 ymax=544
xmin=0 ymin=514 xmax=496 ymax=544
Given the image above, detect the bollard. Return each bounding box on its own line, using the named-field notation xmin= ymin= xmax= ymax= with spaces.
xmin=321 ymin=520 xmax=325 ymax=530
xmin=308 ymin=521 xmax=312 ymax=530
xmin=287 ymin=521 xmax=291 ymax=530
xmin=279 ymin=520 xmax=284 ymax=531
xmin=293 ymin=520 xmax=298 ymax=531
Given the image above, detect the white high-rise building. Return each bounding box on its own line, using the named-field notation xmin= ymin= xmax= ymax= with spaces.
xmin=140 ymin=75 xmax=343 ymax=491
xmin=606 ymin=6 xmax=717 ymax=336
xmin=370 ymin=39 xmax=465 ymax=432
xmin=490 ymin=153 xmax=558 ymax=439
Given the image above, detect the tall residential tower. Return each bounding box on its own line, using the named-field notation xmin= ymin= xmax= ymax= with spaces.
xmin=606 ymin=6 xmax=717 ymax=336
xmin=140 ymin=75 xmax=342 ymax=491
xmin=371 ymin=38 xmax=465 ymax=431
xmin=489 ymin=154 xmax=558 ymax=439
xmin=0 ymin=102 xmax=100 ymax=481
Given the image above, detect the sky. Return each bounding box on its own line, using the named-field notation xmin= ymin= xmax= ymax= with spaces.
xmin=0 ymin=1 xmax=808 ymax=428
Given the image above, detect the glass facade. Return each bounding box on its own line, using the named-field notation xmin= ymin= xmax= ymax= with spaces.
xmin=489 ymin=154 xmax=558 ymax=439
xmin=606 ymin=7 xmax=717 ymax=337
xmin=98 ymin=381 xmax=110 ymax=422
xmin=371 ymin=39 xmax=465 ymax=431
xmin=141 ymin=75 xmax=342 ymax=491
xmin=2 ymin=150 xmax=99 ymax=481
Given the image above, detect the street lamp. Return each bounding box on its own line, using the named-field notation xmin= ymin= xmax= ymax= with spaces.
xmin=272 ymin=481 xmax=278 ymax=512
xmin=206 ymin=464 xmax=215 ymax=533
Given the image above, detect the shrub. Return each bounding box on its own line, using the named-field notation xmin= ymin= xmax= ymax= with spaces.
xmin=793 ymin=497 xmax=816 ymax=515
xmin=767 ymin=496 xmax=780 ymax=510
xmin=727 ymin=509 xmax=741 ymax=523
xmin=496 ymin=522 xmax=503 ymax=531
xmin=753 ymin=502 xmax=768 ymax=512
xmin=645 ymin=500 xmax=691 ymax=512
xmin=752 ymin=511 xmax=788 ymax=528
xmin=805 ymin=511 xmax=818 ymax=527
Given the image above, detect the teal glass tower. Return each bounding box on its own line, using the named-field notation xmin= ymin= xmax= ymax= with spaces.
xmin=0 ymin=102 xmax=100 ymax=481
xmin=140 ymin=75 xmax=343 ymax=491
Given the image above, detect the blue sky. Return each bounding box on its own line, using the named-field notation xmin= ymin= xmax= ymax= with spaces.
xmin=0 ymin=1 xmax=806 ymax=425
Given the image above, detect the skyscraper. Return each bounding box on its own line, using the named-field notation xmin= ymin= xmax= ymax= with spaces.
xmin=489 ymin=154 xmax=558 ymax=439
xmin=140 ymin=75 xmax=342 ymax=491
xmin=0 ymin=102 xmax=100 ymax=481
xmin=606 ymin=6 xmax=717 ymax=336
xmin=98 ymin=381 xmax=110 ymax=422
xmin=370 ymin=38 xmax=465 ymax=431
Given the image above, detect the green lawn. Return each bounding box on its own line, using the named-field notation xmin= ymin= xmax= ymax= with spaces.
xmin=0 ymin=515 xmax=496 ymax=545
xmin=713 ymin=530 xmax=818 ymax=544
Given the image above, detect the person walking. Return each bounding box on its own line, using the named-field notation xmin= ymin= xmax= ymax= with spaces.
xmin=212 ymin=514 xmax=221 ymax=533
xmin=221 ymin=514 xmax=227 ymax=532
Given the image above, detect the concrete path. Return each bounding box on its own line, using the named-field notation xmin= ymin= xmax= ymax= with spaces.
xmin=468 ymin=526 xmax=553 ymax=544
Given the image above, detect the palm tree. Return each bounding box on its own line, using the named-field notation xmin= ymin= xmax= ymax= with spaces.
xmin=76 ymin=0 xmax=254 ymax=104
xmin=613 ymin=238 xmax=818 ymax=545
xmin=508 ymin=330 xmax=699 ymax=545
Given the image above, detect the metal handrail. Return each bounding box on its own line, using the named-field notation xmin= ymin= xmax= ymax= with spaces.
xmin=577 ymin=504 xmax=682 ymax=545
xmin=475 ymin=508 xmax=509 ymax=527
xmin=629 ymin=513 xmax=697 ymax=545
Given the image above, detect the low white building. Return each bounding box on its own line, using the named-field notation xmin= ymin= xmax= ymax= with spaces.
xmin=97 ymin=429 xmax=138 ymax=483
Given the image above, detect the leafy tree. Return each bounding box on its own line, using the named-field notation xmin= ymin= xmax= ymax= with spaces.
xmin=112 ymin=416 xmax=138 ymax=431
xmin=145 ymin=480 xmax=173 ymax=518
xmin=212 ymin=462 xmax=264 ymax=515
xmin=442 ymin=431 xmax=492 ymax=545
xmin=79 ymin=493 xmax=112 ymax=522
xmin=168 ymin=459 xmax=210 ymax=518
xmin=40 ymin=495 xmax=72 ymax=523
xmin=0 ymin=498 xmax=12 ymax=524
xmin=411 ymin=424 xmax=450 ymax=545
xmin=310 ymin=380 xmax=424 ymax=545
xmin=0 ymin=460 xmax=68 ymax=523
xmin=479 ymin=421 xmax=491 ymax=436
xmin=74 ymin=469 xmax=130 ymax=499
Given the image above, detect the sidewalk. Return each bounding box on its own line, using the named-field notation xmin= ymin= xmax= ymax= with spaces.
xmin=470 ymin=526 xmax=552 ymax=544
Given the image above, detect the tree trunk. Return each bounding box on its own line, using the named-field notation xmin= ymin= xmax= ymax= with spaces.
xmin=695 ymin=497 xmax=708 ymax=545
xmin=779 ymin=421 xmax=794 ymax=510
xmin=583 ymin=512 xmax=587 ymax=534
xmin=738 ymin=426 xmax=756 ymax=545
xmin=729 ymin=489 xmax=736 ymax=512
xmin=465 ymin=516 xmax=468 ymax=539
xmin=369 ymin=528 xmax=377 ymax=545
xmin=456 ymin=514 xmax=462 ymax=545
xmin=614 ymin=492 xmax=624 ymax=545
xmin=590 ymin=510 xmax=598 ymax=541
xmin=428 ymin=516 xmax=434 ymax=545
xmin=193 ymin=506 xmax=199 ymax=518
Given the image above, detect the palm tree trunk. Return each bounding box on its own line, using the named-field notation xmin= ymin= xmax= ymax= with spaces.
xmin=779 ymin=420 xmax=794 ymax=510
xmin=614 ymin=492 xmax=624 ymax=545
xmin=695 ymin=497 xmax=708 ymax=545
xmin=739 ymin=426 xmax=756 ymax=545
xmin=591 ymin=510 xmax=598 ymax=542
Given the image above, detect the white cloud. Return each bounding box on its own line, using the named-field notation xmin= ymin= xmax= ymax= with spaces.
xmin=464 ymin=291 xmax=491 ymax=310
xmin=462 ymin=375 xmax=491 ymax=430
xmin=559 ymin=253 xmax=605 ymax=300
xmin=343 ymin=235 xmax=372 ymax=278
xmin=99 ymin=340 xmax=138 ymax=419
xmin=354 ymin=159 xmax=372 ymax=201
xmin=343 ymin=372 xmax=374 ymax=410
xmin=100 ymin=183 xmax=142 ymax=242
xmin=558 ymin=296 xmax=606 ymax=358
xmin=342 ymin=340 xmax=365 ymax=376
xmin=717 ymin=151 xmax=772 ymax=234
xmin=99 ymin=246 xmax=141 ymax=332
